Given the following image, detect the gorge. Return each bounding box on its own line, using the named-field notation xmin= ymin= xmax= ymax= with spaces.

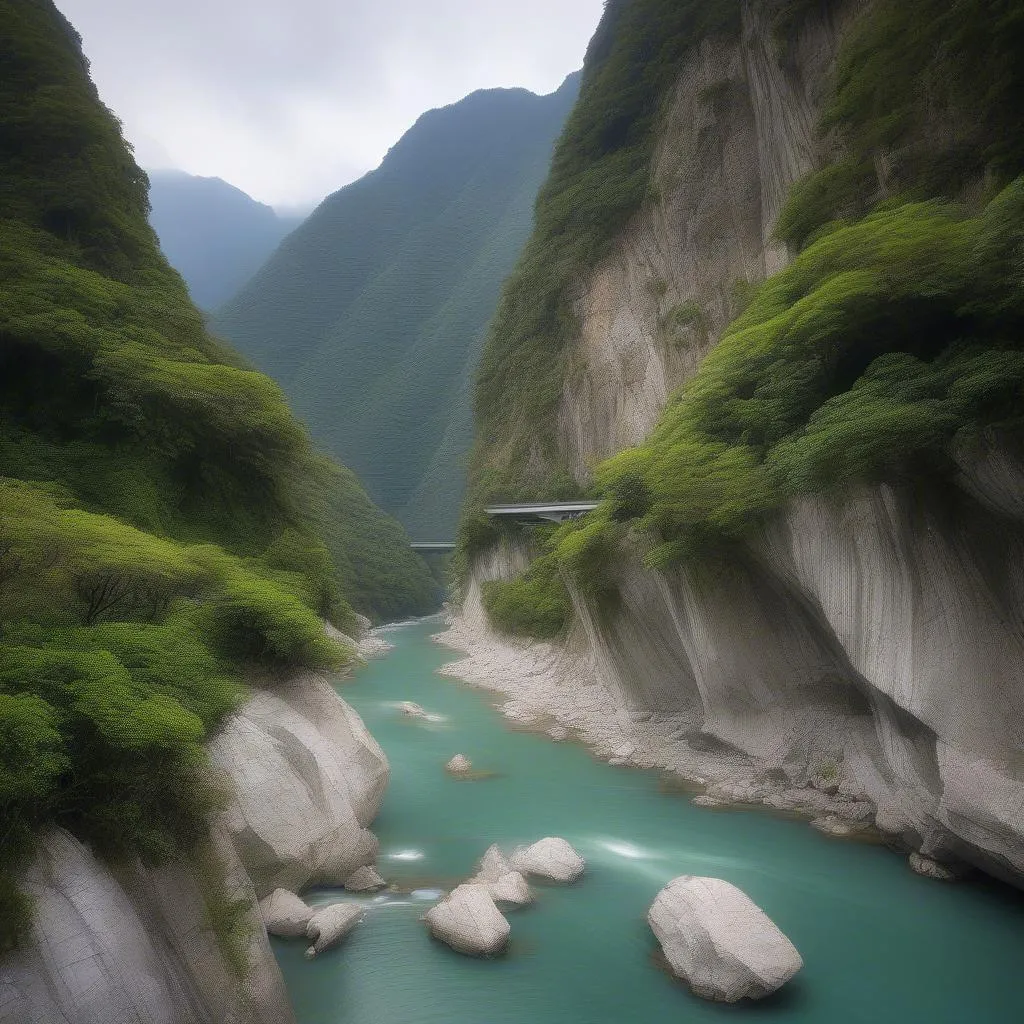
xmin=2 ymin=0 xmax=1024 ymax=1020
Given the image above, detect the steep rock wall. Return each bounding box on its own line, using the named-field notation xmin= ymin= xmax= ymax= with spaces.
xmin=453 ymin=471 xmax=1024 ymax=885
xmin=0 ymin=827 xmax=291 ymax=1024
xmin=557 ymin=0 xmax=864 ymax=482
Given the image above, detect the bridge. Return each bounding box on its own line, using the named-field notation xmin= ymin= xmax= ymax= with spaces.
xmin=410 ymin=503 xmax=600 ymax=553
xmin=484 ymin=501 xmax=600 ymax=525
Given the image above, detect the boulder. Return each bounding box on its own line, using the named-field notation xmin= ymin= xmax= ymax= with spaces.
xmin=473 ymin=844 xmax=511 ymax=883
xmin=647 ymin=876 xmax=802 ymax=1002
xmin=423 ymin=884 xmax=510 ymax=956
xmin=548 ymin=726 xmax=569 ymax=741
xmin=909 ymin=853 xmax=957 ymax=881
xmin=258 ymin=888 xmax=314 ymax=938
xmin=488 ymin=871 xmax=533 ymax=908
xmin=305 ymin=903 xmax=364 ymax=958
xmin=399 ymin=701 xmax=426 ymax=717
xmin=510 ymin=837 xmax=585 ymax=883
xmin=344 ymin=865 xmax=387 ymax=892
xmin=446 ymin=754 xmax=472 ymax=775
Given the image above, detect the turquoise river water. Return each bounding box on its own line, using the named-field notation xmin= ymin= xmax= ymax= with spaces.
xmin=272 ymin=618 xmax=1024 ymax=1023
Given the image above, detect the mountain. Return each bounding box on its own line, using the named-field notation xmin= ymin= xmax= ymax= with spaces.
xmin=146 ymin=169 xmax=300 ymax=309
xmin=0 ymin=0 xmax=435 ymax=961
xmin=213 ymin=74 xmax=580 ymax=540
xmin=456 ymin=0 xmax=1024 ymax=887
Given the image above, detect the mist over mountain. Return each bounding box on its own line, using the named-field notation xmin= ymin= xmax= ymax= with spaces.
xmin=214 ymin=73 xmax=580 ymax=539
xmin=147 ymin=169 xmax=301 ymax=309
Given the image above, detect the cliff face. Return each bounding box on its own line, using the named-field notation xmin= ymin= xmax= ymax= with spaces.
xmin=458 ymin=0 xmax=1024 ymax=886
xmin=0 ymin=661 xmax=388 ymax=1023
xmin=557 ymin=3 xmax=858 ymax=480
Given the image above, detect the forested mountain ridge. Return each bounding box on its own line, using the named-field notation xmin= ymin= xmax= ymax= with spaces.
xmin=456 ymin=0 xmax=1024 ymax=887
xmin=0 ymin=0 xmax=433 ymax=949
xmin=214 ymin=74 xmax=580 ymax=539
xmin=147 ymin=169 xmax=301 ymax=310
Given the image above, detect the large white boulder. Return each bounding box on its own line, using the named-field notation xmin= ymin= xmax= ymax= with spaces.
xmin=510 ymin=837 xmax=585 ymax=883
xmin=259 ymin=888 xmax=314 ymax=938
xmin=423 ymin=884 xmax=510 ymax=956
xmin=209 ymin=671 xmax=389 ymax=896
xmin=304 ymin=903 xmax=364 ymax=959
xmin=0 ymin=827 xmax=293 ymax=1024
xmin=647 ymin=876 xmax=802 ymax=1002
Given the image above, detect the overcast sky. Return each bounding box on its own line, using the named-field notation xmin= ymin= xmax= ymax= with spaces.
xmin=57 ymin=0 xmax=604 ymax=212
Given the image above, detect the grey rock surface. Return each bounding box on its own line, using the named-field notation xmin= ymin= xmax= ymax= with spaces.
xmin=344 ymin=866 xmax=387 ymax=892
xmin=258 ymin=888 xmax=314 ymax=938
xmin=487 ymin=871 xmax=533 ymax=909
xmin=210 ymin=670 xmax=389 ymax=896
xmin=510 ymin=838 xmax=585 ymax=883
xmin=423 ymin=884 xmax=510 ymax=956
xmin=304 ymin=904 xmax=364 ymax=959
xmin=648 ymin=876 xmax=803 ymax=1002
xmin=0 ymin=828 xmax=293 ymax=1024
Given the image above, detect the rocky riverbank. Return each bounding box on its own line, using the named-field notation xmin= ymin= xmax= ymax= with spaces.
xmin=434 ymin=606 xmax=879 ymax=842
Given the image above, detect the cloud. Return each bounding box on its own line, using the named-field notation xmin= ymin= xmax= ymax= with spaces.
xmin=56 ymin=0 xmax=603 ymax=209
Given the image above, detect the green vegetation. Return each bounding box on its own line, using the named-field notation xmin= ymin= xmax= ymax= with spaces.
xmin=0 ymin=0 xmax=432 ymax=950
xmin=470 ymin=0 xmax=743 ymax=502
xmin=776 ymin=0 xmax=1024 ymax=249
xmin=481 ymin=554 xmax=570 ymax=640
xmin=598 ymin=185 xmax=1024 ymax=566
xmin=468 ymin=0 xmax=1024 ymax=639
xmin=214 ymin=76 xmax=579 ymax=540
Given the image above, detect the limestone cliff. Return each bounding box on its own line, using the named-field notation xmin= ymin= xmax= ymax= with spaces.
xmin=457 ymin=0 xmax=1024 ymax=887
xmin=0 ymin=653 xmax=389 ymax=1023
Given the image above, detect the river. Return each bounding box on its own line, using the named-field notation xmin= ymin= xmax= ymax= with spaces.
xmin=272 ymin=617 xmax=1024 ymax=1023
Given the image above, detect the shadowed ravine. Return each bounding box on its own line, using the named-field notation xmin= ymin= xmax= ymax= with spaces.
xmin=273 ymin=619 xmax=1024 ymax=1023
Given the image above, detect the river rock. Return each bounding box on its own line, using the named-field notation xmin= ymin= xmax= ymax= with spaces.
xmin=259 ymin=888 xmax=314 ymax=938
xmin=304 ymin=903 xmax=364 ymax=959
xmin=446 ymin=754 xmax=472 ymax=775
xmin=399 ymin=701 xmax=427 ymax=717
xmin=647 ymin=876 xmax=802 ymax=1002
xmin=909 ymin=853 xmax=957 ymax=881
xmin=423 ymin=884 xmax=510 ymax=956
xmin=548 ymin=725 xmax=569 ymax=741
xmin=488 ymin=871 xmax=533 ymax=908
xmin=473 ymin=844 xmax=511 ymax=882
xmin=344 ymin=865 xmax=387 ymax=892
xmin=510 ymin=837 xmax=585 ymax=882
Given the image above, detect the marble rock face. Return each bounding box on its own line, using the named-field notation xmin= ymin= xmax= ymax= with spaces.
xmin=304 ymin=904 xmax=364 ymax=959
xmin=647 ymin=876 xmax=803 ymax=1002
xmin=0 ymin=828 xmax=293 ymax=1024
xmin=423 ymin=884 xmax=510 ymax=956
xmin=209 ymin=671 xmax=389 ymax=896
xmin=511 ymin=838 xmax=585 ymax=883
xmin=344 ymin=865 xmax=387 ymax=892
xmin=446 ymin=754 xmax=472 ymax=774
xmin=259 ymin=888 xmax=314 ymax=938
